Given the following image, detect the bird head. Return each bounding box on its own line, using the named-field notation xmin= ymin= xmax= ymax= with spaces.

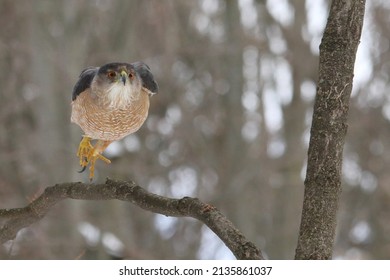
xmin=93 ymin=63 xmax=143 ymax=108
xmin=101 ymin=63 xmax=137 ymax=85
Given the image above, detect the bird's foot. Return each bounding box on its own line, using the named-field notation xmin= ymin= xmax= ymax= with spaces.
xmin=77 ymin=136 xmax=111 ymax=181
xmin=77 ymin=136 xmax=94 ymax=169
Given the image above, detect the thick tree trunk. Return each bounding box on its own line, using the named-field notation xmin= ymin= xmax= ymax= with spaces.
xmin=295 ymin=0 xmax=366 ymax=260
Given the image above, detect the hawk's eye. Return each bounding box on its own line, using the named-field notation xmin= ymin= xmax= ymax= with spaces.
xmin=128 ymin=72 xmax=135 ymax=80
xmin=107 ymin=71 xmax=116 ymax=78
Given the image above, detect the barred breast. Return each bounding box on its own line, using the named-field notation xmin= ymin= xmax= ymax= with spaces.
xmin=71 ymin=89 xmax=150 ymax=141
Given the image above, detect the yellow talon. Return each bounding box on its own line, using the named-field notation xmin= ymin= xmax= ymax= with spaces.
xmin=76 ymin=136 xmax=112 ymax=181
xmin=77 ymin=136 xmax=93 ymax=168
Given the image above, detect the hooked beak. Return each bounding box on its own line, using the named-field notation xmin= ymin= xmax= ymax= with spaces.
xmin=120 ymin=70 xmax=127 ymax=85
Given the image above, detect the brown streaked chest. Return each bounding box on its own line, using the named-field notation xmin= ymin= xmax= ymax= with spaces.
xmin=71 ymin=89 xmax=150 ymax=141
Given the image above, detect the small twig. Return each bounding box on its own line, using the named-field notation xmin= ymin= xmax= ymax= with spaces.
xmin=0 ymin=178 xmax=263 ymax=260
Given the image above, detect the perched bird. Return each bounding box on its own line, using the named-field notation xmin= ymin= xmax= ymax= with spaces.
xmin=71 ymin=62 xmax=158 ymax=180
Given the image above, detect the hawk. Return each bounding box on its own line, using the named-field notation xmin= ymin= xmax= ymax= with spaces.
xmin=71 ymin=62 xmax=158 ymax=180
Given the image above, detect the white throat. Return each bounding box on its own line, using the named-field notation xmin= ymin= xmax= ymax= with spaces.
xmin=106 ymin=83 xmax=137 ymax=109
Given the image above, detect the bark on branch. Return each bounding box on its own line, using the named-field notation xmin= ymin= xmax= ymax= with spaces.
xmin=295 ymin=0 xmax=366 ymax=259
xmin=0 ymin=178 xmax=263 ymax=260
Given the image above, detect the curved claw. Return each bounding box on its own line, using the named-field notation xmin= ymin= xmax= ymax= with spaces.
xmin=75 ymin=137 xmax=112 ymax=180
xmin=78 ymin=165 xmax=87 ymax=173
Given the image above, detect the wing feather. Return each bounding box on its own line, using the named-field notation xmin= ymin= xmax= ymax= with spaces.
xmin=132 ymin=62 xmax=159 ymax=95
xmin=72 ymin=67 xmax=99 ymax=101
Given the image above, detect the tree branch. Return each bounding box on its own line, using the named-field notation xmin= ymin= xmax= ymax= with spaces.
xmin=295 ymin=0 xmax=366 ymax=259
xmin=0 ymin=178 xmax=263 ymax=260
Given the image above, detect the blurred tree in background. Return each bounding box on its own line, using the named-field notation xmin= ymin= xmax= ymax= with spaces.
xmin=0 ymin=0 xmax=387 ymax=259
